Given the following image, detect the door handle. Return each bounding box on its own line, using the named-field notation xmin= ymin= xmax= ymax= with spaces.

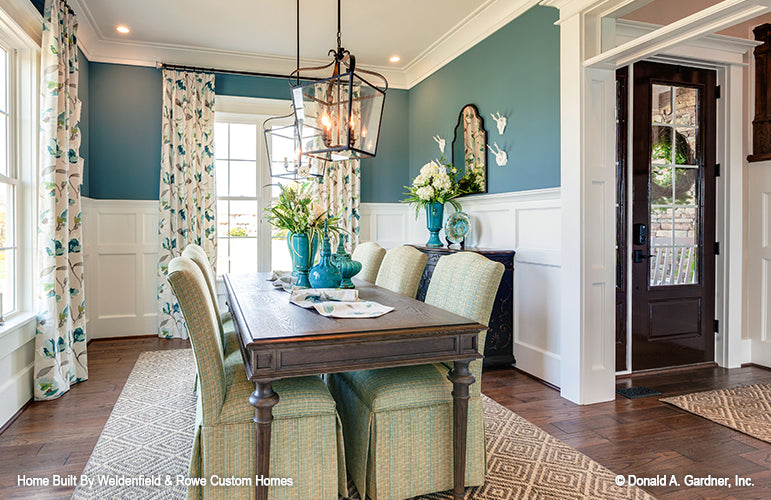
xmin=632 ymin=250 xmax=654 ymax=264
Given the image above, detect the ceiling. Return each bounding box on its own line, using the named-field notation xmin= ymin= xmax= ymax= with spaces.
xmin=68 ymin=0 xmax=543 ymax=89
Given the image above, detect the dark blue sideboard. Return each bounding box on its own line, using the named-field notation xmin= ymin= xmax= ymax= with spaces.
xmin=410 ymin=245 xmax=515 ymax=369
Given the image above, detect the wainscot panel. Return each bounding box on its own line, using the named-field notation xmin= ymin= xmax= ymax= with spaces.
xmin=360 ymin=187 xmax=562 ymax=386
xmin=83 ymin=198 xmax=159 ymax=338
xmin=746 ymin=161 xmax=771 ymax=367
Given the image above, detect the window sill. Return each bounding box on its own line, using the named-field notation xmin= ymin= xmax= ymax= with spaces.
xmin=0 ymin=311 xmax=36 ymax=340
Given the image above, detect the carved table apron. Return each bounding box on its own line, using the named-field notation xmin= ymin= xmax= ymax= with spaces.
xmin=224 ymin=273 xmax=486 ymax=500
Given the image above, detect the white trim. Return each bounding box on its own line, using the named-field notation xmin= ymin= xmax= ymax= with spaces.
xmin=586 ymin=0 xmax=770 ymax=68
xmin=68 ymin=0 xmax=544 ymax=90
xmin=0 ymin=0 xmax=41 ymax=47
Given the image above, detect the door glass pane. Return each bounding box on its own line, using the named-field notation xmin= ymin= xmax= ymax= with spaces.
xmin=675 ymin=87 xmax=698 ymax=126
xmin=651 ymin=85 xmax=672 ymax=124
xmin=229 ymin=160 xmax=257 ymax=197
xmin=675 ymin=128 xmax=699 ymax=165
xmin=229 ymin=200 xmax=258 ymax=237
xmin=650 ymin=84 xmax=701 ymax=287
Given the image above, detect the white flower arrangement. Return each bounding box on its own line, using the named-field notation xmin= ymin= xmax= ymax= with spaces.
xmin=403 ymin=157 xmax=462 ymax=214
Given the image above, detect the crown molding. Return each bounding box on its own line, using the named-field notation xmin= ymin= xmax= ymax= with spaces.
xmin=69 ymin=0 xmax=546 ymax=90
xmin=616 ymin=19 xmax=760 ymax=55
xmin=0 ymin=0 xmax=42 ymax=46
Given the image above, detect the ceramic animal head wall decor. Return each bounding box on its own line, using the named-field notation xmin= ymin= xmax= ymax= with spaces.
xmin=433 ymin=135 xmax=446 ymax=154
xmin=490 ymin=112 xmax=507 ymax=135
xmin=487 ymin=142 xmax=508 ymax=167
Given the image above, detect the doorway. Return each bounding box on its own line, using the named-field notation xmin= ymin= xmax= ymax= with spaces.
xmin=622 ymin=61 xmax=718 ymax=371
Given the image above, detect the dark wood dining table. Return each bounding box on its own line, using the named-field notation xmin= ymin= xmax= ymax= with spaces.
xmin=224 ymin=272 xmax=487 ymax=500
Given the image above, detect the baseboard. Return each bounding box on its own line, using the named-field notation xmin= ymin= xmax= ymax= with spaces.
xmin=616 ymin=361 xmax=718 ymax=379
xmin=740 ymin=362 xmax=771 ymax=371
xmin=511 ymin=366 xmax=561 ymax=392
xmin=0 ymin=398 xmax=31 ymax=436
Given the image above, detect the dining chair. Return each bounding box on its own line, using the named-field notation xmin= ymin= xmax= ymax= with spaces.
xmin=327 ymin=252 xmax=504 ymax=500
xmin=167 ymin=257 xmax=347 ymax=500
xmin=182 ymin=244 xmax=239 ymax=357
xmin=351 ymin=241 xmax=386 ymax=283
xmin=374 ymin=245 xmax=428 ymax=298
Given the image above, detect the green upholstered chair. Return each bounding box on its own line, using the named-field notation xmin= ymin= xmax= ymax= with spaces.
xmin=182 ymin=244 xmax=239 ymax=357
xmin=167 ymin=257 xmax=347 ymax=500
xmin=374 ymin=245 xmax=428 ymax=298
xmin=351 ymin=241 xmax=386 ymax=283
xmin=327 ymin=252 xmax=504 ymax=500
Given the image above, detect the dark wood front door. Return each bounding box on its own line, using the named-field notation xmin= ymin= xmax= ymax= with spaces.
xmin=631 ymin=62 xmax=717 ymax=371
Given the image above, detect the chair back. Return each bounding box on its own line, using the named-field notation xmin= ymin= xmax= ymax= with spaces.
xmin=352 ymin=241 xmax=386 ymax=283
xmin=375 ymin=245 xmax=428 ymax=298
xmin=425 ymin=252 xmax=504 ymax=381
xmin=182 ymin=244 xmax=224 ymax=341
xmin=167 ymin=257 xmax=226 ymax=424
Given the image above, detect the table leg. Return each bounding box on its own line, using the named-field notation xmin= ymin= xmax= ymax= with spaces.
xmin=448 ymin=360 xmax=475 ymax=500
xmin=249 ymin=381 xmax=279 ymax=500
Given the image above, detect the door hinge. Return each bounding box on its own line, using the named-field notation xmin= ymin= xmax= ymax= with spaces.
xmin=715 ymin=163 xmax=721 ymax=177
xmin=714 ymin=242 xmax=720 ymax=255
xmin=716 ymin=85 xmax=721 ymax=99
xmin=714 ymin=319 xmax=720 ymax=333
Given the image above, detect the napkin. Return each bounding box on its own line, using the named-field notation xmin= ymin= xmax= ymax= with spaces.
xmin=267 ymin=271 xmax=296 ymax=292
xmin=289 ymin=288 xmax=394 ymax=318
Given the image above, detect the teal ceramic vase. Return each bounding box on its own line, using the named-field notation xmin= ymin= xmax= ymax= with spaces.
xmin=425 ymin=201 xmax=445 ymax=248
xmin=309 ymin=228 xmax=342 ymax=289
xmin=288 ymin=232 xmax=318 ymax=288
xmin=334 ymin=235 xmax=362 ymax=289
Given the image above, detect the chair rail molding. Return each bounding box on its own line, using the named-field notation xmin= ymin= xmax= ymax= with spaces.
xmin=82 ymin=198 xmax=160 ymax=338
xmin=361 ymin=187 xmax=563 ymax=387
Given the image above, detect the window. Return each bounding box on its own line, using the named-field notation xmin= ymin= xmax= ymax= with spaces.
xmin=213 ymin=100 xmax=300 ymax=277
xmin=0 ymin=44 xmax=16 ymax=315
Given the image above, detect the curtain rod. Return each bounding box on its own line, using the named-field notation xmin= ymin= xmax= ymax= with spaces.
xmin=157 ymin=63 xmax=321 ymax=82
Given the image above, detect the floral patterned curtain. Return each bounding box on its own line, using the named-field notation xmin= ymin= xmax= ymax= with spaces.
xmin=312 ymin=160 xmax=360 ymax=246
xmin=156 ymin=70 xmax=215 ymax=339
xmin=35 ymin=0 xmax=86 ymax=400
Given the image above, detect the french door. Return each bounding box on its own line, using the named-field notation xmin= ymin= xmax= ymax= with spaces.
xmin=630 ymin=62 xmax=717 ymax=371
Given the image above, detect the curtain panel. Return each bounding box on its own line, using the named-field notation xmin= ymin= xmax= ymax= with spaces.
xmin=156 ymin=70 xmax=215 ymax=339
xmin=34 ymin=0 xmax=86 ymax=400
xmin=313 ymin=160 xmax=361 ymax=246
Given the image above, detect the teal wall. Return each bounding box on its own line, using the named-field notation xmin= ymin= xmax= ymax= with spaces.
xmin=79 ymin=48 xmax=89 ymax=197
xmin=84 ymin=5 xmax=558 ymax=201
xmin=86 ymin=64 xmax=409 ymax=201
xmin=409 ymin=6 xmax=560 ymax=193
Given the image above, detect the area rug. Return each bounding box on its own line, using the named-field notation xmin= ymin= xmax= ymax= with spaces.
xmin=660 ymin=382 xmax=771 ymax=444
xmin=73 ymin=349 xmax=654 ymax=500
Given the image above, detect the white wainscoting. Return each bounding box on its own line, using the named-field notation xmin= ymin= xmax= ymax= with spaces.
xmin=360 ymin=188 xmax=563 ymax=386
xmin=746 ymin=162 xmax=771 ymax=367
xmin=82 ymin=198 xmax=159 ymax=339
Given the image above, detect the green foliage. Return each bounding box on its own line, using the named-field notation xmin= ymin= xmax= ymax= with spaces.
xmin=264 ymin=181 xmax=347 ymax=245
xmin=229 ymin=227 xmax=248 ymax=237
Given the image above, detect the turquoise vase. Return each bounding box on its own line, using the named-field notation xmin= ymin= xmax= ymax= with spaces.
xmin=425 ymin=202 xmax=445 ymax=248
xmin=309 ymin=230 xmax=342 ymax=289
xmin=288 ymin=232 xmax=318 ymax=288
xmin=334 ymin=235 xmax=362 ymax=289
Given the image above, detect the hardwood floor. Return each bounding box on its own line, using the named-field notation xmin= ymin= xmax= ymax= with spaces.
xmin=0 ymin=337 xmax=190 ymax=500
xmin=483 ymin=365 xmax=771 ymax=500
xmin=0 ymin=337 xmax=769 ymax=499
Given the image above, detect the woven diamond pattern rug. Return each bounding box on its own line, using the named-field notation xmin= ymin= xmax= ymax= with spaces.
xmin=660 ymin=383 xmax=771 ymax=444
xmin=73 ymin=349 xmax=654 ymax=500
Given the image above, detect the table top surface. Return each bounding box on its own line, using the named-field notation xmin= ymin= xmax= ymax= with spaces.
xmin=224 ymin=272 xmax=485 ymax=348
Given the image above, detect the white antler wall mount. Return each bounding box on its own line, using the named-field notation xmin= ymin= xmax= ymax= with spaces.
xmin=487 ymin=142 xmax=508 ymax=166
xmin=433 ymin=135 xmax=445 ymax=154
xmin=490 ymin=112 xmax=507 ymax=135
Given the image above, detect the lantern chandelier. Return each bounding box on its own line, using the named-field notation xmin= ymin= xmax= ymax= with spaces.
xmin=289 ymin=0 xmax=388 ymax=163
xmin=263 ymin=0 xmax=324 ymax=180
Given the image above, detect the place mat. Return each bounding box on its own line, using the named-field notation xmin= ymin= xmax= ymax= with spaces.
xmin=289 ymin=288 xmax=393 ymax=318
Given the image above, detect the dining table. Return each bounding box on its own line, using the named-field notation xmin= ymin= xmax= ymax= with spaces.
xmin=224 ymin=272 xmax=487 ymax=500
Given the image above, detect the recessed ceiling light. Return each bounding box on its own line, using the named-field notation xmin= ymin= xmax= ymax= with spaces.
xmin=389 ymin=55 xmax=400 ymax=63
xmin=116 ymin=25 xmax=130 ymax=34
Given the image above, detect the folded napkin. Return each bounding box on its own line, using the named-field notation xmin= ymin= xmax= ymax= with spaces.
xmin=267 ymin=271 xmax=296 ymax=292
xmin=289 ymin=288 xmax=394 ymax=318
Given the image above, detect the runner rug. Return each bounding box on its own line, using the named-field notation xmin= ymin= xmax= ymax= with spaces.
xmin=73 ymin=349 xmax=654 ymax=499
xmin=660 ymin=383 xmax=771 ymax=444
